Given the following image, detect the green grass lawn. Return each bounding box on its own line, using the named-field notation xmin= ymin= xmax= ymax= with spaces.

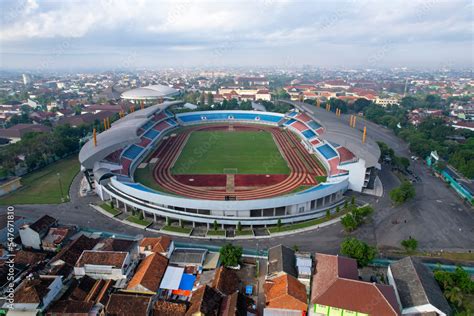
xmin=161 ymin=225 xmax=192 ymax=234
xmin=100 ymin=203 xmax=121 ymax=216
xmin=126 ymin=215 xmax=152 ymax=226
xmin=235 ymin=230 xmax=253 ymax=236
xmin=0 ymin=156 xmax=80 ymax=205
xmin=134 ymin=164 xmax=175 ymax=194
xmin=207 ymin=229 xmax=226 ymax=236
xmin=268 ymin=208 xmax=348 ymax=233
xmin=171 ymin=131 xmax=290 ymax=174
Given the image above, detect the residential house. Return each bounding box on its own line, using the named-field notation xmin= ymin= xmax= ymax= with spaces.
xmin=0 ymin=124 xmax=51 ymax=143
xmin=74 ymin=250 xmax=131 ymax=280
xmin=19 ymin=215 xmax=57 ymax=250
xmin=388 ymin=257 xmax=452 ymax=316
xmin=46 ymin=275 xmax=112 ymax=316
xmin=139 ymin=236 xmax=173 ymax=257
xmin=211 ymin=266 xmax=240 ymax=296
xmin=267 ymin=245 xmax=297 ymax=279
xmin=126 ymin=252 xmax=168 ymax=294
xmin=310 ymin=253 xmax=400 ymax=316
xmin=185 ymin=285 xmax=222 ymax=316
xmin=41 ymin=227 xmax=69 ymax=252
xmin=264 ymin=273 xmax=308 ymax=313
xmin=48 ymin=234 xmax=100 ymax=278
xmin=5 ymin=275 xmax=62 ymax=315
xmin=105 ymin=293 xmax=153 ymax=316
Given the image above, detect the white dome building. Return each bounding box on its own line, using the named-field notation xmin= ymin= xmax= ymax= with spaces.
xmin=121 ymin=85 xmax=179 ymax=104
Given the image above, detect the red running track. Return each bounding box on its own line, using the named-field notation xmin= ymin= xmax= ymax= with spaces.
xmin=148 ymin=124 xmax=326 ymax=200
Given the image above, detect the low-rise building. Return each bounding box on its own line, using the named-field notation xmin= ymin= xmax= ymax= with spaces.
xmin=105 ymin=293 xmax=153 ymax=316
xmin=126 ymin=252 xmax=168 ymax=294
xmin=5 ymin=275 xmax=62 ymax=315
xmin=74 ymin=250 xmax=131 ymax=280
xmin=264 ymin=273 xmax=308 ymax=312
xmin=388 ymin=257 xmax=452 ymax=316
xmin=310 ymin=253 xmax=400 ymax=316
xmin=19 ymin=215 xmax=57 ymax=250
xmin=41 ymin=227 xmax=69 ymax=252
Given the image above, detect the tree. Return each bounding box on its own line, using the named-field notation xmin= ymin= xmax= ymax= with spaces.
xmin=207 ymin=92 xmax=214 ymax=105
xmin=340 ymin=237 xmax=376 ymax=267
xmin=237 ymin=221 xmax=242 ymax=232
xmin=390 ymin=181 xmax=416 ymax=205
xmin=213 ymin=220 xmax=218 ymax=231
xmin=326 ymin=209 xmax=330 ymax=218
xmin=353 ymin=98 xmax=372 ymax=113
xmin=219 ymin=243 xmax=243 ymax=267
xmin=336 ymin=206 xmax=340 ymax=213
xmin=277 ymin=218 xmax=282 ymax=229
xmin=341 ymin=213 xmax=358 ymax=232
xmin=401 ymin=237 xmax=418 ymax=253
xmin=199 ymin=93 xmax=205 ymax=105
xmin=351 ymin=196 xmax=355 ymax=205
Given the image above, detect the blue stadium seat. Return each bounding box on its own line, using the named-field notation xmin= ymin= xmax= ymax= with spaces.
xmin=284 ymin=119 xmax=297 ymax=126
xmin=317 ymin=144 xmax=338 ymax=160
xmin=122 ymin=144 xmax=144 ymax=160
xmin=308 ymin=120 xmax=322 ymax=130
xmin=302 ymin=129 xmax=317 ymax=139
xmin=143 ymin=129 xmax=160 ymax=140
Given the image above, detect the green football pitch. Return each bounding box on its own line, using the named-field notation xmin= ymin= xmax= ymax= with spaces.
xmin=171 ymin=130 xmax=290 ymax=174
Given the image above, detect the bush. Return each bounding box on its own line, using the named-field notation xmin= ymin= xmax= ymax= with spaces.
xmin=401 ymin=237 xmax=418 ymax=253
xmin=213 ymin=220 xmax=218 ymax=231
xmin=390 ymin=181 xmax=416 ymax=204
xmin=237 ymin=221 xmax=242 ymax=232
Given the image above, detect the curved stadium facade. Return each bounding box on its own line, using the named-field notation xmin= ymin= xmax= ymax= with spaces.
xmin=79 ymin=93 xmax=380 ymax=228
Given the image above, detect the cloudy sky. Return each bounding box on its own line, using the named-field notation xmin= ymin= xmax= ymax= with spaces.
xmin=0 ymin=0 xmax=472 ymax=70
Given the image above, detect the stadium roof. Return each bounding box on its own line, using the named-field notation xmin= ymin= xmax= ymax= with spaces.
xmin=121 ymin=84 xmax=179 ymax=100
xmin=79 ymin=100 xmax=183 ymax=170
xmin=287 ymin=101 xmax=380 ymax=168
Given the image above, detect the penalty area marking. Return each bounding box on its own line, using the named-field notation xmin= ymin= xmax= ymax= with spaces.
xmin=149 ymin=158 xmax=159 ymax=164
xmin=138 ymin=163 xmax=148 ymax=169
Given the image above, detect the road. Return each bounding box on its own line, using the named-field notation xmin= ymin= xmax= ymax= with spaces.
xmin=4 ymin=105 xmax=474 ymax=254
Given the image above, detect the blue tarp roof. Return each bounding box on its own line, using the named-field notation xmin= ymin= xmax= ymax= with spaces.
xmin=245 ymin=285 xmax=253 ymax=295
xmin=178 ymin=274 xmax=196 ymax=291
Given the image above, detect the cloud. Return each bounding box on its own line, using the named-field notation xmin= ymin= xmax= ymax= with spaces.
xmin=0 ymin=0 xmax=472 ymax=69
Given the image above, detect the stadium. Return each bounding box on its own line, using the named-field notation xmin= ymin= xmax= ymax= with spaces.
xmin=79 ymin=88 xmax=380 ymax=229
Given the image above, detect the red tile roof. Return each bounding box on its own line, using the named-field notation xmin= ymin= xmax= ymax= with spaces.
xmin=311 ymin=253 xmax=400 ymax=315
xmin=127 ymin=252 xmax=168 ymax=293
xmin=139 ymin=236 xmax=171 ymax=253
xmin=264 ymin=273 xmax=308 ymax=312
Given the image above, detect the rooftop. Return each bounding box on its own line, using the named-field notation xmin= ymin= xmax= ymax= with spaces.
xmin=127 ymin=252 xmax=168 ymax=293
xmin=26 ymin=215 xmax=57 ymax=236
xmin=267 ymin=245 xmax=297 ymax=278
xmin=75 ymin=250 xmax=128 ymax=268
xmin=212 ymin=266 xmax=240 ymax=296
xmin=105 ymin=293 xmax=152 ymax=316
xmin=389 ymin=257 xmax=451 ymax=315
xmin=311 ymin=253 xmax=399 ymax=315
xmin=121 ymin=84 xmax=179 ymax=100
xmin=140 ymin=236 xmax=171 ymax=253
xmin=264 ymin=273 xmax=308 ymax=312
xmin=153 ymin=300 xmax=187 ymax=316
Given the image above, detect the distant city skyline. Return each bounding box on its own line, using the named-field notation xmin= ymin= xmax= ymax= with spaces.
xmin=0 ymin=0 xmax=473 ymax=70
